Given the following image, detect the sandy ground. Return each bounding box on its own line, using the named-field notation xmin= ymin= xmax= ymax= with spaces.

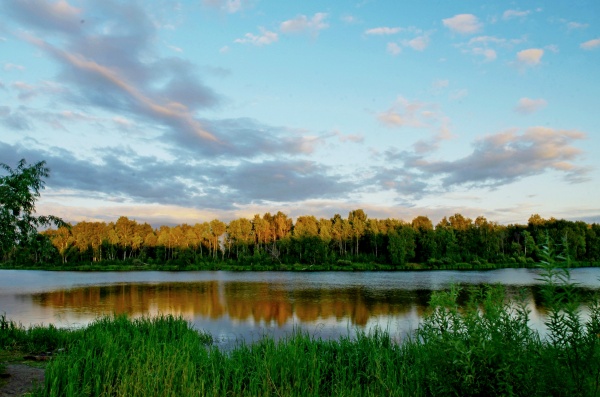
xmin=0 ymin=365 xmax=45 ymax=397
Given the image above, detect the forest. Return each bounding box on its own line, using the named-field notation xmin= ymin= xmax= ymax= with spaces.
xmin=9 ymin=211 xmax=598 ymax=270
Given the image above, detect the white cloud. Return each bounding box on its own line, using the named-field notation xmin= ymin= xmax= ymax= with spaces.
xmin=341 ymin=15 xmax=357 ymax=24
xmin=472 ymin=47 xmax=497 ymax=61
xmin=4 ymin=63 xmax=25 ymax=71
xmin=449 ymin=89 xmax=468 ymax=101
xmin=467 ymin=35 xmax=525 ymax=48
xmin=385 ymin=31 xmax=432 ymax=54
xmin=365 ymin=27 xmax=401 ymax=35
xmin=517 ymin=48 xmax=543 ymax=66
xmin=11 ymin=80 xmax=65 ymax=101
xmin=166 ymin=43 xmax=183 ymax=53
xmin=280 ymin=13 xmax=329 ymax=35
xmin=567 ymin=21 xmax=589 ymax=30
xmin=113 ymin=116 xmax=135 ymax=129
xmin=515 ymin=98 xmax=547 ymax=114
xmin=580 ymin=38 xmax=600 ymax=50
xmin=405 ymin=35 xmax=430 ymax=51
xmin=432 ymin=80 xmax=449 ymax=90
xmin=386 ymin=42 xmax=402 ymax=56
xmin=469 ymin=36 xmax=504 ymax=45
xmin=442 ymin=14 xmax=482 ymax=35
xmin=502 ymin=9 xmax=530 ymax=20
xmin=201 ymin=0 xmax=249 ymax=13
xmin=334 ymin=130 xmax=364 ymax=143
xmin=234 ymin=27 xmax=278 ymax=46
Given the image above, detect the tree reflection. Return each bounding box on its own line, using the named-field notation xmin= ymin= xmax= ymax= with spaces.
xmin=30 ymin=281 xmax=436 ymax=327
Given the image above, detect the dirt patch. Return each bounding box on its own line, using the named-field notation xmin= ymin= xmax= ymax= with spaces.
xmin=0 ymin=364 xmax=44 ymax=396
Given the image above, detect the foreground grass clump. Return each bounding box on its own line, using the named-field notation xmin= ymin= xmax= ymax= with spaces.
xmin=30 ymin=315 xmax=212 ymax=397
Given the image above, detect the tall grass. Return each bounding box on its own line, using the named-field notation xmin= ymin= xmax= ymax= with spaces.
xmin=0 ymin=313 xmax=71 ymax=354
xmin=34 ymin=315 xmax=212 ymax=397
xmin=536 ymin=238 xmax=600 ymax=395
xmin=0 ymin=242 xmax=597 ymax=396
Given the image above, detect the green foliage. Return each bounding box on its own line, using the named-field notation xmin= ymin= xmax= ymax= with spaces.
xmin=388 ymin=226 xmax=416 ymax=266
xmin=0 ymin=313 xmax=72 ymax=354
xmin=536 ymin=237 xmax=600 ymax=395
xmin=0 ymin=159 xmax=64 ymax=262
xmin=412 ymin=285 xmax=542 ymax=395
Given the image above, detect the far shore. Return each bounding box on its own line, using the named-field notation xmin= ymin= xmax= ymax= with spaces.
xmin=2 ymin=259 xmax=599 ymax=272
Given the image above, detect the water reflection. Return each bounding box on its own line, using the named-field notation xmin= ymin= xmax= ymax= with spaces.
xmin=2 ymin=269 xmax=600 ymax=347
xmin=29 ymin=282 xmax=434 ymax=327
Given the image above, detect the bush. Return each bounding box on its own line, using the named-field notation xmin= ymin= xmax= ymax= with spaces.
xmin=336 ymin=259 xmax=352 ymax=266
xmin=412 ymin=285 xmax=542 ymax=395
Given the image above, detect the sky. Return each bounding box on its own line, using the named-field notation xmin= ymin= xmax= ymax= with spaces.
xmin=1 ymin=0 xmax=599 ymax=227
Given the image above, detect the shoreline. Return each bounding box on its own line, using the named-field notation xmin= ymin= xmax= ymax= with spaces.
xmin=1 ymin=260 xmax=599 ymax=272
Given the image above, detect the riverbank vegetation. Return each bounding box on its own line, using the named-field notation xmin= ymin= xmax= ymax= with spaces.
xmin=1 ymin=245 xmax=599 ymax=396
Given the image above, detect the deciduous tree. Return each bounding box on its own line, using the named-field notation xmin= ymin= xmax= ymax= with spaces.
xmin=0 ymin=159 xmax=64 ymax=262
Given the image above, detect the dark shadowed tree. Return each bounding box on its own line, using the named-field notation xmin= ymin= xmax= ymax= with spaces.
xmin=0 ymin=159 xmax=64 ymax=262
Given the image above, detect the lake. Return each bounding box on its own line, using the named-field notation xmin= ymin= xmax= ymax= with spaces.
xmin=1 ymin=268 xmax=599 ymax=348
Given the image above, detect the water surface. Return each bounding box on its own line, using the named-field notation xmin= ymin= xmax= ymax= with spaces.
xmin=1 ymin=269 xmax=599 ymax=347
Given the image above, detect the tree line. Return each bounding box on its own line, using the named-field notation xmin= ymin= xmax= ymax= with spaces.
xmin=34 ymin=211 xmax=599 ymax=268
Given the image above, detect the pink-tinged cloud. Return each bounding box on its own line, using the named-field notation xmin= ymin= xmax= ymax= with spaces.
xmin=415 ymin=127 xmax=588 ymax=186
xmin=23 ymin=34 xmax=220 ymax=143
xmin=377 ymin=97 xmax=427 ymax=128
xmin=6 ymin=0 xmax=82 ymax=34
xmin=377 ymin=97 xmax=452 ymax=154
xmin=442 ymin=14 xmax=482 ymax=35
xmin=515 ymin=98 xmax=547 ymax=114
xmin=235 ymin=28 xmax=278 ymax=46
xmin=580 ymin=38 xmax=600 ymax=50
xmin=334 ymin=131 xmax=364 ymax=143
xmin=517 ymin=48 xmax=543 ymax=66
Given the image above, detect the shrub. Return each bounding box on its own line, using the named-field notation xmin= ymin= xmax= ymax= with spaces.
xmin=336 ymin=259 xmax=352 ymax=266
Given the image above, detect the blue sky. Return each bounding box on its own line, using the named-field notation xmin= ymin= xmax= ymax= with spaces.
xmin=1 ymin=0 xmax=599 ymax=226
